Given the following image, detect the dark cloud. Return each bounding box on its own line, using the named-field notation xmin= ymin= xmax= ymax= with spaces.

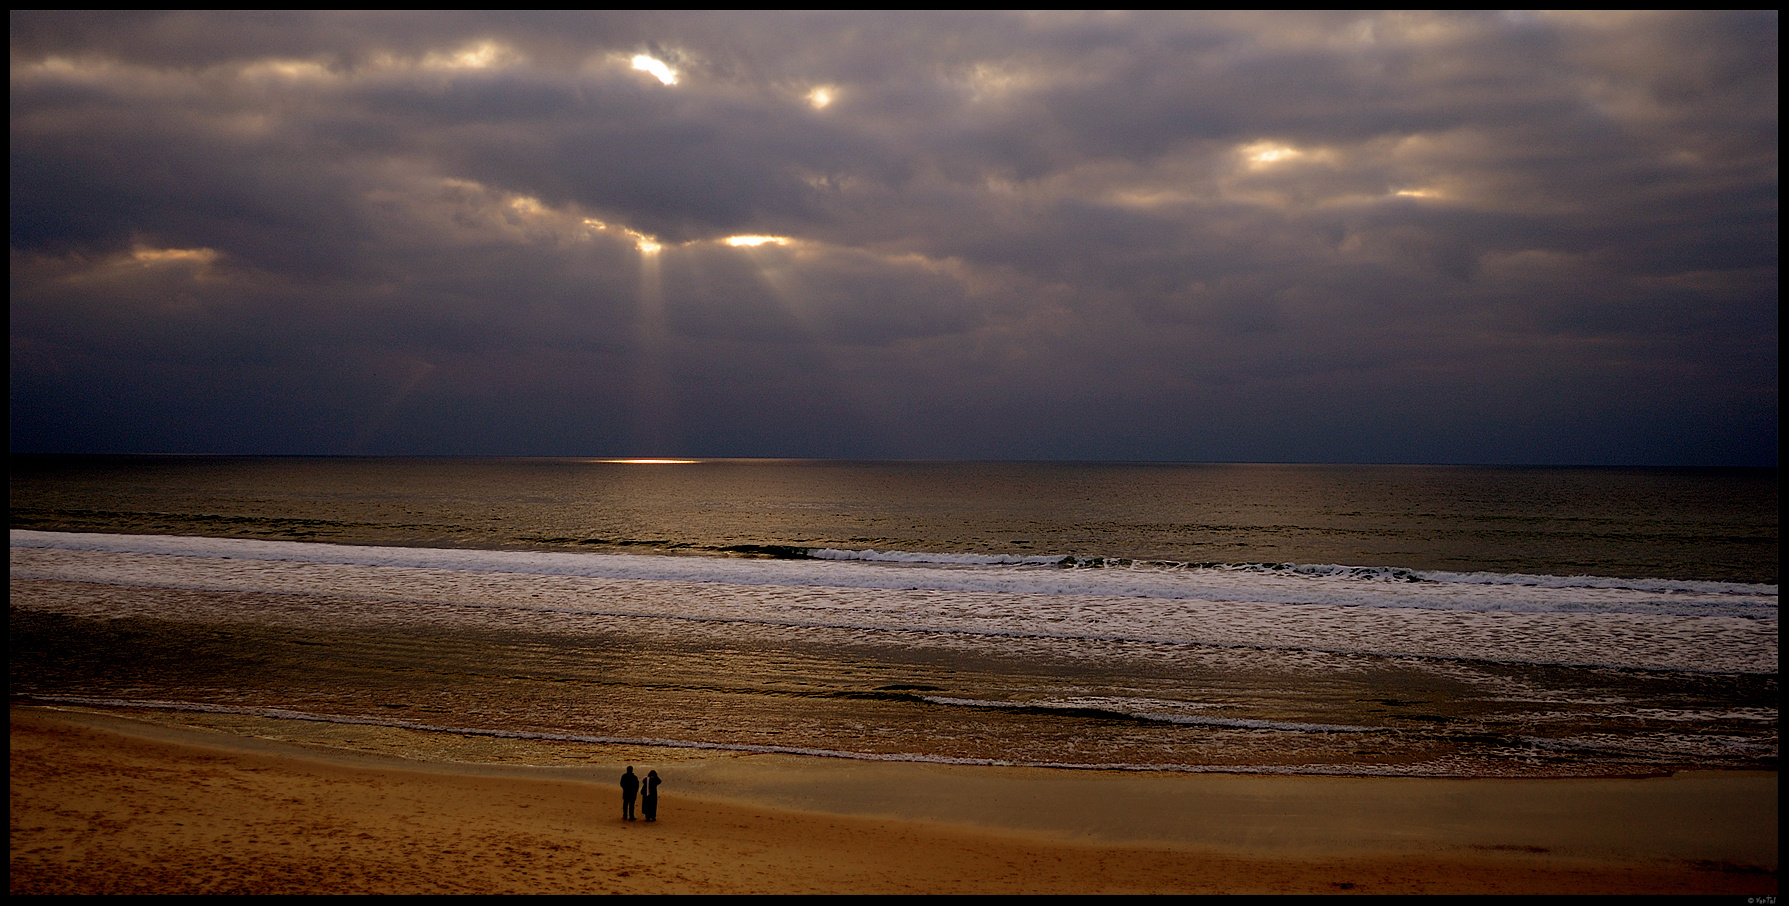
xmin=9 ymin=11 xmax=1777 ymax=463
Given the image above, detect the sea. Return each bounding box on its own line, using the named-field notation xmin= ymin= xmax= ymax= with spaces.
xmin=8 ymin=456 xmax=1778 ymax=777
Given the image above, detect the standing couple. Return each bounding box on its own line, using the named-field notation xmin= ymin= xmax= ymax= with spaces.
xmin=619 ymin=765 xmax=661 ymax=821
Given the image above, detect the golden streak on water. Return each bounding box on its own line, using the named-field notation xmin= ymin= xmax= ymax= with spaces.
xmin=600 ymin=458 xmax=699 ymax=464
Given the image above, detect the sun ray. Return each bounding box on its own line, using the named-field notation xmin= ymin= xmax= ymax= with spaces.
xmin=629 ymin=235 xmax=673 ymax=457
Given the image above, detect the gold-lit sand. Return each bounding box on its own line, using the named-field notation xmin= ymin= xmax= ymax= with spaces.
xmin=9 ymin=706 xmax=1775 ymax=894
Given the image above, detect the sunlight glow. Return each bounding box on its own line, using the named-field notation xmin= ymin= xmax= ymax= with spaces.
xmin=723 ymin=235 xmax=789 ymax=247
xmin=69 ymin=245 xmax=227 ymax=290
xmin=241 ymin=59 xmax=334 ymax=81
xmin=131 ymin=247 xmax=220 ymax=266
xmin=14 ymin=55 xmax=117 ymax=82
xmin=585 ymin=217 xmax=662 ymax=253
xmin=602 ymin=458 xmax=697 ymax=464
xmin=453 ymin=43 xmax=501 ymax=69
xmin=423 ymin=41 xmax=515 ymax=71
xmin=1244 ymin=142 xmax=1304 ymax=167
xmin=807 ymin=87 xmax=833 ymax=109
xmin=632 ymin=54 xmax=678 ymax=85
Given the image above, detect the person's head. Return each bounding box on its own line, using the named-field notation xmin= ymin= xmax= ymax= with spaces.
xmin=626 ymin=765 xmax=634 ymax=773
xmin=648 ymin=770 xmax=658 ymax=779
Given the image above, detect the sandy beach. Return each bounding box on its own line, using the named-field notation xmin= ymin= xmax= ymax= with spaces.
xmin=9 ymin=705 xmax=1776 ymax=894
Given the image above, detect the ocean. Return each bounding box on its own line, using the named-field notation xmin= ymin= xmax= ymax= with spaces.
xmin=9 ymin=456 xmax=1778 ymax=777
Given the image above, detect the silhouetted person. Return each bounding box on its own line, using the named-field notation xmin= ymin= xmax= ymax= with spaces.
xmin=620 ymin=765 xmax=640 ymax=820
xmin=642 ymin=769 xmax=662 ymax=822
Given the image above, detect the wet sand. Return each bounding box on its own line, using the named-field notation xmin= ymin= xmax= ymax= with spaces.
xmin=9 ymin=706 xmax=1777 ymax=894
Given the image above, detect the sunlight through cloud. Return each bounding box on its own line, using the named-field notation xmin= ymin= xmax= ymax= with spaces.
xmin=131 ymin=246 xmax=221 ymax=266
xmin=1242 ymin=142 xmax=1304 ymax=168
xmin=632 ymin=54 xmax=678 ymax=85
xmin=240 ymin=59 xmax=335 ymax=82
xmin=584 ymin=217 xmax=662 ymax=253
xmin=423 ymin=40 xmax=517 ymax=71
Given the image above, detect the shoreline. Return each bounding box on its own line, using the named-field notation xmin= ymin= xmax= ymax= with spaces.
xmin=10 ymin=705 xmax=1777 ymax=894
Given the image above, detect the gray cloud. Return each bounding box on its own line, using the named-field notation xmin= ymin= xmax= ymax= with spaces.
xmin=9 ymin=11 xmax=1777 ymax=463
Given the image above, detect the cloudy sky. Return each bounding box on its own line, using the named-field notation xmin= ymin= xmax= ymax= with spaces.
xmin=10 ymin=11 xmax=1777 ymax=464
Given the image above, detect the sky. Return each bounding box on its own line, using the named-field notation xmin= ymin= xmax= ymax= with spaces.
xmin=10 ymin=11 xmax=1778 ymax=464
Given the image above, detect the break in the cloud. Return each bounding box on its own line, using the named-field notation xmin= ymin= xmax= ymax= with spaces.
xmin=10 ymin=11 xmax=1778 ymax=463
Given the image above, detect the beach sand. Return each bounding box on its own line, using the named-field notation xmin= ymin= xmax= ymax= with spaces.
xmin=10 ymin=705 xmax=1776 ymax=894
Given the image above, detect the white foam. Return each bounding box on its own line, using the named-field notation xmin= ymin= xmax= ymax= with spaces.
xmin=11 ymin=530 xmax=1774 ymax=618
xmin=11 ymin=531 xmax=1778 ymax=673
